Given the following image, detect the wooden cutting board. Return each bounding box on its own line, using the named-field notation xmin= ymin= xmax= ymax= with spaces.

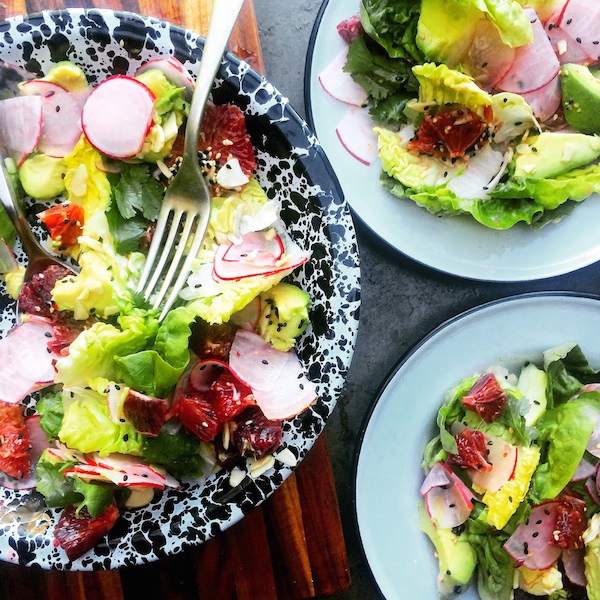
xmin=0 ymin=1 xmax=351 ymax=599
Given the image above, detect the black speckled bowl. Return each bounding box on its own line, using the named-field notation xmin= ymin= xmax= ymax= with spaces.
xmin=0 ymin=8 xmax=360 ymax=570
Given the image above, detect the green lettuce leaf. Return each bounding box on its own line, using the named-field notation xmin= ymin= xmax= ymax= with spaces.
xmin=55 ymin=315 xmax=158 ymax=389
xmin=37 ymin=391 xmax=64 ymax=440
xmin=359 ymin=0 xmax=424 ymax=62
xmin=115 ymin=306 xmax=194 ymax=398
xmin=344 ymin=34 xmax=417 ymax=124
xmin=142 ymin=423 xmax=204 ymax=478
xmin=59 ymin=390 xmax=143 ymax=456
xmin=531 ymin=393 xmax=600 ymax=501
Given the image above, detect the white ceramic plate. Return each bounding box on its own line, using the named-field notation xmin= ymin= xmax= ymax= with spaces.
xmin=354 ymin=292 xmax=600 ymax=599
xmin=305 ymin=0 xmax=600 ymax=282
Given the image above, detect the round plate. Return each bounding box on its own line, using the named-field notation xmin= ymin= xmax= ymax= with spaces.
xmin=0 ymin=9 xmax=360 ymax=570
xmin=305 ymin=0 xmax=600 ymax=282
xmin=354 ymin=292 xmax=600 ymax=599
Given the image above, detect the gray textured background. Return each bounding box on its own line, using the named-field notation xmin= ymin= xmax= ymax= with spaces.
xmin=253 ymin=1 xmax=600 ymax=598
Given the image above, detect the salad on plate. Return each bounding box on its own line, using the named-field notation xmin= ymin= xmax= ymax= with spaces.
xmin=0 ymin=56 xmax=317 ymax=560
xmin=319 ymin=0 xmax=600 ymax=230
xmin=420 ymin=343 xmax=600 ymax=600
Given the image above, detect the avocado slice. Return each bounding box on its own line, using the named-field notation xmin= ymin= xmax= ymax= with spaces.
xmin=43 ymin=61 xmax=88 ymax=92
xmin=418 ymin=500 xmax=476 ymax=597
xmin=517 ymin=363 xmax=547 ymax=426
xmin=561 ymin=64 xmax=600 ymax=134
xmin=18 ymin=154 xmax=67 ymax=199
xmin=514 ymin=131 xmax=600 ymax=179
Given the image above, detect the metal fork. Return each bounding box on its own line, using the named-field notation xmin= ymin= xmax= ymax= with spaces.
xmin=137 ymin=0 xmax=245 ymax=321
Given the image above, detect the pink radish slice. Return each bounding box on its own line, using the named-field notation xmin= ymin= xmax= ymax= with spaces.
xmin=18 ymin=79 xmax=66 ymax=96
xmin=550 ymin=0 xmax=600 ymax=64
xmin=230 ymin=296 xmax=261 ymax=331
xmin=81 ymin=75 xmax=156 ymax=159
xmin=223 ymin=231 xmax=284 ymax=266
xmin=87 ymin=453 xmax=179 ymax=488
xmin=65 ymin=464 xmax=166 ymax=488
xmin=0 ymin=95 xmax=42 ymax=164
xmin=467 ymin=432 xmax=518 ymax=492
xmin=586 ymin=476 xmax=600 ymax=506
xmin=318 ymin=46 xmax=369 ymax=107
xmin=251 ymin=350 xmax=317 ymax=420
xmin=0 ymin=240 xmax=17 ymax=273
xmin=188 ymin=359 xmax=227 ymax=392
xmin=562 ymin=548 xmax=588 ymax=587
xmin=47 ymin=442 xmax=86 ymax=464
xmin=423 ymin=463 xmax=474 ymax=528
xmin=134 ymin=56 xmax=194 ymax=100
xmin=572 ymin=456 xmax=596 ymax=481
xmin=504 ymin=501 xmax=563 ymax=570
xmin=586 ymin=417 xmax=600 ymax=458
xmin=95 ymin=156 xmax=121 ymax=174
xmin=546 ymin=25 xmax=592 ymax=65
xmin=228 ymin=329 xmax=291 ymax=392
xmin=495 ymin=8 xmax=560 ymax=94
xmin=337 ymin=15 xmax=363 ymax=44
xmin=465 ymin=18 xmax=517 ymax=89
xmin=0 ymin=318 xmax=59 ymax=405
xmin=520 ymin=74 xmax=562 ymax=122
xmin=213 ymin=242 xmax=308 ymax=281
xmin=335 ymin=105 xmax=378 ymax=166
xmin=420 ymin=461 xmax=452 ymax=496
xmin=0 ymin=415 xmax=49 ymax=490
xmin=38 ymin=89 xmax=89 ymax=157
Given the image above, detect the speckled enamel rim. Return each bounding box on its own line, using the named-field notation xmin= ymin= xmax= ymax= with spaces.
xmin=0 ymin=8 xmax=361 ymax=570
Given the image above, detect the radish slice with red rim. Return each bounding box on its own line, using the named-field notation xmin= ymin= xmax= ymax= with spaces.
xmin=422 ymin=462 xmax=473 ymax=528
xmin=38 ymin=89 xmax=89 ymax=157
xmin=81 ymin=75 xmax=155 ymax=159
xmin=18 ymin=79 xmax=66 ymax=96
xmin=504 ymin=501 xmax=563 ymax=570
xmin=562 ymin=548 xmax=587 ymax=588
xmin=335 ymin=105 xmax=379 ymax=166
xmin=419 ymin=461 xmax=452 ymax=496
xmin=222 ymin=231 xmax=284 ymax=265
xmin=318 ymin=46 xmax=369 ymax=107
xmin=572 ymin=456 xmax=596 ymax=481
xmin=134 ymin=56 xmax=194 ymax=100
xmin=467 ymin=432 xmax=518 ymax=492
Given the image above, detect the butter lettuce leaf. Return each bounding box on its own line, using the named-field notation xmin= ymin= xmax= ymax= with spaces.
xmin=59 ymin=391 xmax=143 ymax=456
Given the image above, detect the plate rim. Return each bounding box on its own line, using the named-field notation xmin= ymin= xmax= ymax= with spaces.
xmin=350 ymin=290 xmax=600 ymax=599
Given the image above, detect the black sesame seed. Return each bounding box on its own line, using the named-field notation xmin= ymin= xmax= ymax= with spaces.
xmin=123 ymin=434 xmax=129 ymax=442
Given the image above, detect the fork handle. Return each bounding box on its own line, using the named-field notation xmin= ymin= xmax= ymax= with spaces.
xmin=183 ymin=0 xmax=246 ymax=160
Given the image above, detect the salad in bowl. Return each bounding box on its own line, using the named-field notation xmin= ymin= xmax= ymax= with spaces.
xmin=318 ymin=0 xmax=600 ymax=230
xmin=0 ymin=9 xmax=360 ymax=569
xmin=421 ymin=344 xmax=600 ymax=599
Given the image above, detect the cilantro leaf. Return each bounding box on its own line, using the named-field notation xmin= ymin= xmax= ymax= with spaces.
xmin=113 ymin=163 xmax=163 ymax=222
xmin=106 ymin=203 xmax=149 ymax=255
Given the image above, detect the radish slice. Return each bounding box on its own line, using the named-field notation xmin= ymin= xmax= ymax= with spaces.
xmin=0 ymin=318 xmax=59 ymax=405
xmin=495 ymin=8 xmax=560 ymax=94
xmin=337 ymin=15 xmax=363 ymax=44
xmin=38 ymin=89 xmax=89 ymax=157
xmin=188 ymin=359 xmax=227 ymax=392
xmin=223 ymin=231 xmax=284 ymax=265
xmin=422 ymin=462 xmax=474 ymax=528
xmin=106 ymin=383 xmax=128 ymax=424
xmin=229 ymin=330 xmax=291 ymax=392
xmin=572 ymin=456 xmax=596 ymax=481
xmin=0 ymin=415 xmax=49 ymax=490
xmin=81 ymin=75 xmax=156 ymax=159
xmin=520 ymin=75 xmax=562 ymax=123
xmin=335 ymin=105 xmax=378 ymax=166
xmin=467 ymin=432 xmax=518 ymax=492
xmin=586 ymin=476 xmax=600 ymax=506
xmin=134 ymin=56 xmax=194 ymax=100
xmin=47 ymin=442 xmax=86 ymax=464
xmin=420 ymin=461 xmax=452 ymax=496
xmin=586 ymin=417 xmax=600 ymax=458
xmin=252 ymin=351 xmax=317 ymax=420
xmin=504 ymin=501 xmax=563 ymax=570
xmin=18 ymin=79 xmax=66 ymax=96
xmin=0 ymin=95 xmax=42 ymax=164
xmin=318 ymin=46 xmax=368 ymax=107
xmin=213 ymin=240 xmax=308 ymax=281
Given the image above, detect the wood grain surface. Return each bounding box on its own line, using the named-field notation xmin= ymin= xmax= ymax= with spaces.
xmin=0 ymin=1 xmax=351 ymax=599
